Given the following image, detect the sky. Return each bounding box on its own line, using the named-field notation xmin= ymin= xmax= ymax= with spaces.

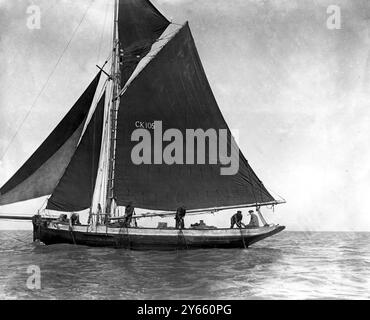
xmin=0 ymin=0 xmax=370 ymax=231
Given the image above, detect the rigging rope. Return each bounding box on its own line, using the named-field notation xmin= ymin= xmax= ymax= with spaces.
xmin=178 ymin=229 xmax=188 ymax=250
xmin=0 ymin=0 xmax=95 ymax=164
xmin=239 ymin=228 xmax=247 ymax=249
xmin=70 ymin=225 xmax=77 ymax=245
xmin=97 ymin=0 xmax=111 ymax=64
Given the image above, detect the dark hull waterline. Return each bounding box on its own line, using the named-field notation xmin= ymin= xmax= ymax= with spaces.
xmin=34 ymin=223 xmax=285 ymax=250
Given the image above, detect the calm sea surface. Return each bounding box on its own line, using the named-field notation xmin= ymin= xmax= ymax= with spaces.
xmin=0 ymin=231 xmax=369 ymax=300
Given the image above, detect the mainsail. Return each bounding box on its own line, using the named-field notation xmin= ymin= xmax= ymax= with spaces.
xmin=118 ymin=0 xmax=170 ymax=85
xmin=113 ymin=23 xmax=275 ymax=211
xmin=46 ymin=93 xmax=105 ymax=212
xmin=0 ymin=73 xmax=101 ymax=206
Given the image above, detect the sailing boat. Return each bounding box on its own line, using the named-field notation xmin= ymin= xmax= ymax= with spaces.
xmin=0 ymin=0 xmax=285 ymax=250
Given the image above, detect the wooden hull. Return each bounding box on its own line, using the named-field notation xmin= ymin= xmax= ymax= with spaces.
xmin=34 ymin=221 xmax=285 ymax=250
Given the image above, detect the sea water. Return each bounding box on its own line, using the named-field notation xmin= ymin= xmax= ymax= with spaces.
xmin=0 ymin=231 xmax=369 ymax=299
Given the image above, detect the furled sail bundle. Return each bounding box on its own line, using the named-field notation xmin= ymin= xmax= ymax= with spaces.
xmin=114 ymin=23 xmax=275 ymax=211
xmin=0 ymin=72 xmax=102 ymax=207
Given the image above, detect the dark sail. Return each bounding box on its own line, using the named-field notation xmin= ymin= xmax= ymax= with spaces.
xmin=0 ymin=73 xmax=101 ymax=206
xmin=47 ymin=93 xmax=105 ymax=212
xmin=114 ymin=23 xmax=275 ymax=211
xmin=118 ymin=0 xmax=170 ymax=85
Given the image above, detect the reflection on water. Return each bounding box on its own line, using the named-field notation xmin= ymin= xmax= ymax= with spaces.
xmin=0 ymin=231 xmax=369 ymax=299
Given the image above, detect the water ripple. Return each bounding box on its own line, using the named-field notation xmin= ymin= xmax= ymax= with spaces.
xmin=0 ymin=231 xmax=369 ymax=299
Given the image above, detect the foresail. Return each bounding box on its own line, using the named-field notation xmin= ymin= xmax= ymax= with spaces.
xmin=118 ymin=0 xmax=170 ymax=85
xmin=0 ymin=72 xmax=101 ymax=206
xmin=114 ymin=23 xmax=275 ymax=211
xmin=46 ymin=92 xmax=105 ymax=212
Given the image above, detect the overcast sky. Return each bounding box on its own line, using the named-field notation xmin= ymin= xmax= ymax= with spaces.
xmin=0 ymin=0 xmax=370 ymax=231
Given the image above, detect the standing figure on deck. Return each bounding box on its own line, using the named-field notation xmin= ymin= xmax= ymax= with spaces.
xmin=230 ymin=210 xmax=246 ymax=229
xmin=175 ymin=207 xmax=186 ymax=229
xmin=70 ymin=212 xmax=81 ymax=226
xmin=122 ymin=202 xmax=135 ymax=227
xmin=96 ymin=203 xmax=103 ymax=225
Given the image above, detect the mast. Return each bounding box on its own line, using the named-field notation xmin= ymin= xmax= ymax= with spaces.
xmin=106 ymin=0 xmax=121 ymax=217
